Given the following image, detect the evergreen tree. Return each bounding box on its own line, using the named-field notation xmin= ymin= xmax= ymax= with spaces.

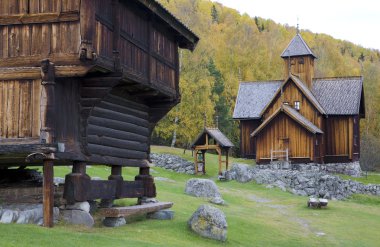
xmin=211 ymin=5 xmax=219 ymax=23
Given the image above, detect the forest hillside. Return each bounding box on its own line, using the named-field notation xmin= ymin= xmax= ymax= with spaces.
xmin=152 ymin=0 xmax=380 ymax=170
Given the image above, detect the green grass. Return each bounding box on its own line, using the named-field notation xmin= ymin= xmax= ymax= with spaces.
xmin=339 ymin=172 xmax=380 ymax=185
xmin=0 ymin=146 xmax=379 ymax=247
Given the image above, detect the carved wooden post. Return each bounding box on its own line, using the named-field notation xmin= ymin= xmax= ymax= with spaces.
xmin=43 ymin=158 xmax=54 ymax=227
xmin=135 ymin=167 xmax=156 ymax=203
xmin=40 ymin=59 xmax=55 ymax=144
xmin=63 ymin=161 xmax=91 ymax=204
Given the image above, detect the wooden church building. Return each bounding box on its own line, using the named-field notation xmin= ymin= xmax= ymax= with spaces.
xmin=233 ymin=33 xmax=365 ymax=164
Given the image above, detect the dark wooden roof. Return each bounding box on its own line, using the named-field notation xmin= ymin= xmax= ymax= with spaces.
xmin=192 ymin=128 xmax=234 ymax=148
xmin=312 ymin=77 xmax=364 ymax=115
xmin=251 ymin=105 xmax=323 ymax=137
xmin=233 ymin=81 xmax=282 ymax=119
xmin=135 ymin=0 xmax=199 ymax=51
xmin=281 ymin=34 xmax=316 ymax=58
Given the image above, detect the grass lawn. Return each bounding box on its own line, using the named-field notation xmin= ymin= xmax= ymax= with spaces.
xmin=0 ymin=146 xmax=379 ymax=247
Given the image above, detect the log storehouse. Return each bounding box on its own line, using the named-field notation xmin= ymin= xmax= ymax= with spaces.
xmin=0 ymin=0 xmax=198 ymax=227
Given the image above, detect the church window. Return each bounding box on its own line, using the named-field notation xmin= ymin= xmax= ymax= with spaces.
xmin=294 ymin=101 xmax=300 ymax=110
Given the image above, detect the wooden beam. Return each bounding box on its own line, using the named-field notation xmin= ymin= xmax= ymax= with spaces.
xmin=99 ymin=202 xmax=173 ymax=218
xmin=43 ymin=159 xmax=54 ymax=228
xmin=0 ymin=54 xmax=81 ymax=67
xmin=0 ymin=66 xmax=93 ymax=80
xmin=0 ymin=11 xmax=80 ymax=26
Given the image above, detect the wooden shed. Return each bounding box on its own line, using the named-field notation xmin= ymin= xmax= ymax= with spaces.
xmin=233 ymin=33 xmax=365 ymax=164
xmin=191 ymin=128 xmax=234 ymax=175
xmin=0 ymin=0 xmax=198 ymax=227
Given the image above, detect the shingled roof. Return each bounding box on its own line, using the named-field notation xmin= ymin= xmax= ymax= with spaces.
xmin=233 ymin=81 xmax=282 ymax=119
xmin=192 ymin=128 xmax=234 ymax=148
xmin=312 ymin=77 xmax=364 ymax=115
xmin=251 ymin=105 xmax=323 ymax=137
xmin=281 ymin=34 xmax=316 ymax=58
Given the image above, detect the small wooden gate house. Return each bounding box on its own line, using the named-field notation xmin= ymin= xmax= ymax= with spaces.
xmin=191 ymin=128 xmax=234 ymax=175
xmin=233 ymin=33 xmax=365 ymax=164
xmin=0 ymin=0 xmax=198 ymax=227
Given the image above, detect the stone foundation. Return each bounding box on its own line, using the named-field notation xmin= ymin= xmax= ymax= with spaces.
xmin=256 ymin=161 xmax=362 ymax=177
xmin=227 ymin=163 xmax=380 ymax=200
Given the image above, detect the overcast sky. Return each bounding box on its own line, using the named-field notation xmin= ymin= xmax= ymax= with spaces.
xmin=213 ymin=0 xmax=380 ymax=50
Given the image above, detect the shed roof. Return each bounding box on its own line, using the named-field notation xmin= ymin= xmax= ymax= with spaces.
xmin=233 ymin=81 xmax=282 ymax=119
xmin=281 ymin=34 xmax=316 ymax=58
xmin=192 ymin=128 xmax=234 ymax=148
xmin=136 ymin=0 xmax=199 ymax=51
xmin=251 ymin=105 xmax=323 ymax=137
xmin=312 ymin=77 xmax=364 ymax=115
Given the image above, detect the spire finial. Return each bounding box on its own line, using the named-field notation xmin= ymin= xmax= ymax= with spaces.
xmin=296 ymin=17 xmax=300 ymax=34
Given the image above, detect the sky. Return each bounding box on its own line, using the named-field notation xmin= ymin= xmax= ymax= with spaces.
xmin=213 ymin=0 xmax=380 ymax=51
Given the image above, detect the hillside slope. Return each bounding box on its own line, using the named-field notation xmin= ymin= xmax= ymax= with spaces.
xmin=153 ymin=0 xmax=380 ymax=167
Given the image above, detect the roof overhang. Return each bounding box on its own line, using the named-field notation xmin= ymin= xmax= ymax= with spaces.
xmin=260 ymin=75 xmax=326 ymax=116
xmin=252 ymin=105 xmax=323 ymax=137
xmin=135 ymin=0 xmax=199 ymax=51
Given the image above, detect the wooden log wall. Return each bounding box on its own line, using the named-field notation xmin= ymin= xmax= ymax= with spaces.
xmin=86 ymin=93 xmax=150 ymax=163
xmin=264 ymin=82 xmax=322 ymax=128
xmin=0 ymin=79 xmax=41 ymax=139
xmin=0 ymin=0 xmax=81 ymax=67
xmin=256 ymin=113 xmax=314 ymax=162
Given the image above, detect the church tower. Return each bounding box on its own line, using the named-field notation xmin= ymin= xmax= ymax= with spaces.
xmin=281 ymin=33 xmax=316 ymax=88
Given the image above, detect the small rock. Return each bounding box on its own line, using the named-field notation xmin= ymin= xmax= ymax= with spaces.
xmin=139 ymin=197 xmax=159 ymax=205
xmin=53 ymin=177 xmax=65 ymax=186
xmin=66 ymin=201 xmax=90 ymax=213
xmin=103 ymin=217 xmax=126 ymax=227
xmin=185 ymin=179 xmax=221 ymax=198
xmin=147 ymin=209 xmax=174 ymax=220
xmin=61 ymin=209 xmax=94 ymax=227
xmin=188 ymin=205 xmax=227 ymax=242
xmin=209 ymin=197 xmax=225 ymax=205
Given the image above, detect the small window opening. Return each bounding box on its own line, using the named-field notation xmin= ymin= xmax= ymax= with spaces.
xmin=294 ymin=101 xmax=300 ymax=110
xmin=299 ymin=57 xmax=304 ymax=64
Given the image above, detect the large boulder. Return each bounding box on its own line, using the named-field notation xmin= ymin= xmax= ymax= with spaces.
xmin=227 ymin=163 xmax=255 ymax=183
xmin=185 ymin=179 xmax=221 ymax=198
xmin=188 ymin=205 xmax=227 ymax=241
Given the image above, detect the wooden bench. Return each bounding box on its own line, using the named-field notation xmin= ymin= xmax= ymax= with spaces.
xmin=99 ymin=202 xmax=173 ymax=218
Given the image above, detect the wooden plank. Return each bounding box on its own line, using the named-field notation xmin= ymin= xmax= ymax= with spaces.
xmin=0 ymin=53 xmax=80 ymax=67
xmin=99 ymin=202 xmax=173 ymax=218
xmin=43 ymin=159 xmax=54 ymax=228
xmin=31 ymin=79 xmax=41 ymax=137
xmin=18 ymin=80 xmax=32 ymax=138
xmin=0 ymin=11 xmax=80 ymax=26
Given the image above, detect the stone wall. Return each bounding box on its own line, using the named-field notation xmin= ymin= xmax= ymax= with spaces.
xmin=256 ymin=161 xmax=362 ymax=177
xmin=151 ymin=153 xmax=195 ymax=174
xmin=227 ymin=163 xmax=380 ymax=200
